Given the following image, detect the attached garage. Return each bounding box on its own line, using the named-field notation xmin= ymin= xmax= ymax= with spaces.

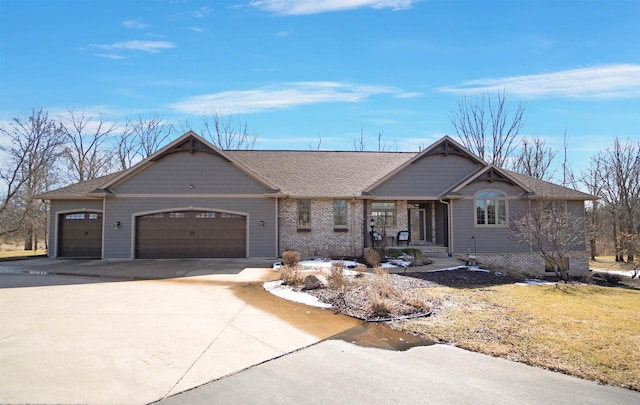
xmin=58 ymin=212 xmax=103 ymax=258
xmin=135 ymin=210 xmax=247 ymax=259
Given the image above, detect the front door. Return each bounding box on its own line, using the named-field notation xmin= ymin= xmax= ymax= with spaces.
xmin=409 ymin=208 xmax=426 ymax=243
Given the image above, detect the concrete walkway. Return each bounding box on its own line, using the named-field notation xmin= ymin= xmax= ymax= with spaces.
xmin=0 ymin=260 xmax=360 ymax=404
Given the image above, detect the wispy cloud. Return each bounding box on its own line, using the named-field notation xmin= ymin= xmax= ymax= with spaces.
xmin=193 ymin=7 xmax=213 ymax=18
xmin=169 ymin=82 xmax=412 ymax=115
xmin=438 ymin=64 xmax=640 ymax=99
xmin=250 ymin=0 xmax=415 ymax=15
xmin=122 ymin=18 xmax=149 ymax=30
xmin=94 ymin=53 xmax=127 ymax=60
xmin=95 ymin=40 xmax=176 ymax=53
xmin=189 ymin=26 xmax=206 ymax=33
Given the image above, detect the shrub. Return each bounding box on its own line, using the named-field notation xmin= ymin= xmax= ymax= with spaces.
xmin=364 ymin=248 xmax=380 ymax=267
xmin=280 ymin=265 xmax=304 ymax=286
xmin=328 ymin=261 xmax=347 ymax=289
xmin=355 ymin=265 xmax=367 ymax=278
xmin=282 ymin=250 xmax=300 ymax=267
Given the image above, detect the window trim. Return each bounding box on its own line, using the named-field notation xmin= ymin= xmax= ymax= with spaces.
xmin=474 ymin=190 xmax=507 ymax=227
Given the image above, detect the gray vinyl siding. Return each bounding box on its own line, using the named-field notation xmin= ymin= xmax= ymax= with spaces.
xmin=451 ymin=181 xmax=530 ymax=254
xmin=452 ymin=198 xmax=529 ymax=254
xmin=371 ymin=154 xmax=482 ymax=197
xmin=49 ymin=199 xmax=104 ymax=258
xmin=112 ymin=151 xmax=271 ymax=194
xmin=103 ymin=196 xmax=276 ymax=258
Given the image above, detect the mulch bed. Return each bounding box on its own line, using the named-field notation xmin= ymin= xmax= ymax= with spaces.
xmin=304 ymin=267 xmax=523 ymax=321
xmin=402 ymin=268 xmax=525 ymax=288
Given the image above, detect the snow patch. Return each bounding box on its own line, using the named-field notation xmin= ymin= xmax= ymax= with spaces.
xmin=263 ymin=280 xmax=332 ymax=309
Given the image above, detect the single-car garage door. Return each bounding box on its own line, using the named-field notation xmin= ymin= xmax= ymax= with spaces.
xmin=58 ymin=212 xmax=103 ymax=258
xmin=136 ymin=210 xmax=246 ymax=259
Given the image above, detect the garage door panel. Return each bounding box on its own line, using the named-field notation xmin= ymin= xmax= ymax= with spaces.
xmin=135 ymin=211 xmax=246 ymax=259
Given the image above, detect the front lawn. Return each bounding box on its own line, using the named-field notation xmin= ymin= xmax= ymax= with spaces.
xmin=392 ymin=282 xmax=640 ymax=391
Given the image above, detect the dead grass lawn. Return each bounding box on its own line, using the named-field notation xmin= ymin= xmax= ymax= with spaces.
xmin=393 ymin=283 xmax=640 ymax=391
xmin=590 ymin=255 xmax=636 ymax=271
xmin=0 ymin=249 xmax=47 ymax=259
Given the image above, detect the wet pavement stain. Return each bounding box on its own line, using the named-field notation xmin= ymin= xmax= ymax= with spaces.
xmin=330 ymin=322 xmax=435 ymax=351
xmin=231 ymin=282 xmax=362 ymax=339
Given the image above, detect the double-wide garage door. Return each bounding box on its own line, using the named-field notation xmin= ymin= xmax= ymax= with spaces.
xmin=135 ymin=210 xmax=246 ymax=259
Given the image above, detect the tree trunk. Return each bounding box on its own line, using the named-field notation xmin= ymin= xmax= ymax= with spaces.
xmin=23 ymin=225 xmax=33 ymax=250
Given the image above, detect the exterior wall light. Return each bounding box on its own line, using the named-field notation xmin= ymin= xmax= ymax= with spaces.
xmin=259 ymin=220 xmax=265 ymax=229
xmin=114 ymin=221 xmax=121 ymax=230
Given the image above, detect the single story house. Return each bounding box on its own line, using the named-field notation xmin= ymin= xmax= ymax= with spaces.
xmin=38 ymin=131 xmax=596 ymax=276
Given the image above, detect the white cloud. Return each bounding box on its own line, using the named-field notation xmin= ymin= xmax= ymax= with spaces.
xmin=189 ymin=26 xmax=206 ymax=33
xmin=122 ymin=19 xmax=149 ymax=29
xmin=438 ymin=64 xmax=640 ymax=99
xmin=94 ymin=53 xmax=127 ymax=60
xmin=169 ymin=82 xmax=406 ymax=115
xmin=95 ymin=40 xmax=175 ymax=53
xmin=250 ymin=0 xmax=415 ymax=15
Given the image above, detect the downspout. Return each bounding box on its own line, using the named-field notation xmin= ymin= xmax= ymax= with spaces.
xmin=439 ymin=198 xmax=452 ymax=256
xmin=276 ymin=198 xmax=280 ymax=257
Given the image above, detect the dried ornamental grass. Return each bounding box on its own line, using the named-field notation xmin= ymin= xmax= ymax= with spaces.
xmin=328 ymin=262 xmax=348 ymax=290
xmin=364 ymin=248 xmax=380 ymax=267
xmin=282 ymin=250 xmax=300 ymax=267
xmin=280 ymin=265 xmax=304 ymax=286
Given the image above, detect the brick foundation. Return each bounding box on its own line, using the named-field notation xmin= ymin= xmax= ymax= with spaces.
xmin=455 ymin=251 xmax=589 ymax=277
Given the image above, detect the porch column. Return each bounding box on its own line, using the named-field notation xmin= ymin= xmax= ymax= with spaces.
xmin=431 ymin=201 xmax=436 ymax=243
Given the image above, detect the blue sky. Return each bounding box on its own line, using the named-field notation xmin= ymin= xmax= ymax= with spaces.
xmin=1 ymin=0 xmax=639 ymax=182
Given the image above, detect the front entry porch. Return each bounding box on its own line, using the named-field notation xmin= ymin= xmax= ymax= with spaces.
xmin=406 ymin=201 xmax=448 ymax=248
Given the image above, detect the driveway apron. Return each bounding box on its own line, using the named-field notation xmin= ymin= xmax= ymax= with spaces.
xmin=0 ymin=260 xmax=361 ymax=405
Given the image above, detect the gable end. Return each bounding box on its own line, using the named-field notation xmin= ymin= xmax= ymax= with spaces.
xmin=150 ymin=135 xmax=229 ymax=162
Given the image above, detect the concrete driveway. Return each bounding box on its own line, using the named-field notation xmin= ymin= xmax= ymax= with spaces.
xmin=0 ymin=259 xmax=361 ymax=404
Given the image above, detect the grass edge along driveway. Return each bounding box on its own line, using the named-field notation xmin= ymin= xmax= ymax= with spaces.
xmin=392 ymin=282 xmax=640 ymax=391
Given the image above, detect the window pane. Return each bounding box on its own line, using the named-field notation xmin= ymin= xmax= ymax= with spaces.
xmin=195 ymin=212 xmax=216 ymax=219
xmin=497 ymin=200 xmax=506 ymax=224
xmin=298 ymin=200 xmax=311 ymax=227
xmin=65 ymin=213 xmax=85 ymax=220
xmin=487 ymin=200 xmax=496 ymax=224
xmin=371 ymin=201 xmax=396 ymax=226
xmin=169 ymin=212 xmax=185 ymax=218
xmin=477 ymin=191 xmax=504 ymax=198
xmin=476 ymin=200 xmax=485 ymax=225
xmin=333 ymin=200 xmax=347 ymax=226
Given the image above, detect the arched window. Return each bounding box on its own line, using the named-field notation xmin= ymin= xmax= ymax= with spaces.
xmin=475 ymin=191 xmax=507 ymax=226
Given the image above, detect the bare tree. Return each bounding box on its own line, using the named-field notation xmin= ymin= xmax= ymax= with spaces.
xmin=0 ymin=108 xmax=64 ymax=242
xmin=511 ymin=136 xmax=556 ymax=181
xmin=309 ymin=134 xmax=322 ymax=150
xmin=450 ymin=90 xmax=525 ymax=167
xmin=198 ymin=111 xmax=257 ymax=150
xmin=354 ymin=128 xmax=366 ymax=151
xmin=581 ymin=158 xmax=604 ymax=260
xmin=60 ymin=108 xmax=117 ymax=182
xmin=594 ymin=137 xmax=640 ymax=262
xmin=115 ymin=113 xmax=173 ymax=170
xmin=510 ymin=202 xmax=586 ymax=282
xmin=353 ymin=129 xmax=394 ymax=151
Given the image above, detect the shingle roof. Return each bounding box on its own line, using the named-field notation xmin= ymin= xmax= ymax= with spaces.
xmin=226 ymin=150 xmax=415 ymax=197
xmin=36 ymin=171 xmax=124 ymax=199
xmin=36 ymin=133 xmax=596 ymax=202
xmin=505 ymin=170 xmax=597 ymax=200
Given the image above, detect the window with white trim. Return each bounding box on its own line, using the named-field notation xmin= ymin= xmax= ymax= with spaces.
xmin=371 ymin=202 xmax=396 ymax=226
xmin=475 ymin=191 xmax=507 ymax=226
